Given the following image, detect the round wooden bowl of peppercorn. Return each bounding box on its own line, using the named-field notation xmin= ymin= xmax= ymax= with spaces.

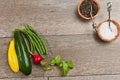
xmin=97 ymin=19 xmax=120 ymax=42
xmin=78 ymin=0 xmax=100 ymax=20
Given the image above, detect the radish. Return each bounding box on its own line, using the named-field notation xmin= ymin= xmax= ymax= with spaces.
xmin=29 ymin=51 xmax=43 ymax=64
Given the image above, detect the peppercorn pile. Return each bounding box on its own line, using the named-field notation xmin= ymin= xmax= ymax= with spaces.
xmin=80 ymin=0 xmax=98 ymax=18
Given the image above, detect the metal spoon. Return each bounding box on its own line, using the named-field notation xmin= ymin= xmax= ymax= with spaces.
xmin=107 ymin=2 xmax=112 ymax=31
xmin=90 ymin=4 xmax=97 ymax=32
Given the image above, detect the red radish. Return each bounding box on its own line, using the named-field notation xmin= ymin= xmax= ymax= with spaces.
xmin=29 ymin=51 xmax=43 ymax=64
xmin=31 ymin=54 xmax=43 ymax=64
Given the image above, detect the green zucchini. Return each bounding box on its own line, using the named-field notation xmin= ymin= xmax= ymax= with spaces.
xmin=14 ymin=29 xmax=32 ymax=75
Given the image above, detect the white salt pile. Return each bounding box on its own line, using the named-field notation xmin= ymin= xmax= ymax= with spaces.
xmin=99 ymin=21 xmax=118 ymax=40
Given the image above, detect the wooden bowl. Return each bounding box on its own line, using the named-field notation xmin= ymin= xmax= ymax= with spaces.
xmin=97 ymin=19 xmax=120 ymax=42
xmin=78 ymin=0 xmax=100 ymax=20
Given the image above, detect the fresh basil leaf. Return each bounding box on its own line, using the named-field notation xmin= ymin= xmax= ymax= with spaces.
xmin=66 ymin=60 xmax=74 ymax=69
xmin=54 ymin=55 xmax=61 ymax=65
xmin=50 ymin=55 xmax=61 ymax=66
xmin=50 ymin=55 xmax=74 ymax=76
xmin=59 ymin=63 xmax=63 ymax=67
xmin=50 ymin=59 xmax=56 ymax=66
xmin=62 ymin=61 xmax=69 ymax=76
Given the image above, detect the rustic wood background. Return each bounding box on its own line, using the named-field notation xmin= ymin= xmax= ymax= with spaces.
xmin=0 ymin=0 xmax=120 ymax=80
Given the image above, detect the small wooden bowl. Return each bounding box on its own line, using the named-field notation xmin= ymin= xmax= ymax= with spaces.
xmin=97 ymin=19 xmax=120 ymax=42
xmin=78 ymin=0 xmax=100 ymax=20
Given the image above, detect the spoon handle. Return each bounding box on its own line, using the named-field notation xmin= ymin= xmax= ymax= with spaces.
xmin=90 ymin=5 xmax=97 ymax=32
xmin=107 ymin=2 xmax=112 ymax=31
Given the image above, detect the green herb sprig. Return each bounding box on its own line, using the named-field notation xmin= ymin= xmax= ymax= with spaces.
xmin=50 ymin=55 xmax=74 ymax=76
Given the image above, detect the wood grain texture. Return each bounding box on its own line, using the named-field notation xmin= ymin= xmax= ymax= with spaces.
xmin=0 ymin=77 xmax=47 ymax=80
xmin=1 ymin=34 xmax=120 ymax=78
xmin=0 ymin=0 xmax=120 ymax=37
xmin=44 ymin=34 xmax=120 ymax=76
xmin=2 ymin=75 xmax=120 ymax=80
xmin=49 ymin=75 xmax=120 ymax=80
xmin=1 ymin=0 xmax=120 ymax=79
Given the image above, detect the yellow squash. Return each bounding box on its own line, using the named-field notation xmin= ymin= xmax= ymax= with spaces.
xmin=8 ymin=39 xmax=19 ymax=72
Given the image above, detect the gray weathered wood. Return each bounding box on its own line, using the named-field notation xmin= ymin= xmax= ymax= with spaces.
xmin=0 ymin=0 xmax=120 ymax=37
xmin=49 ymin=75 xmax=120 ymax=80
xmin=2 ymin=75 xmax=120 ymax=80
xmin=0 ymin=77 xmax=47 ymax=80
xmin=1 ymin=0 xmax=120 ymax=79
xmin=44 ymin=34 xmax=120 ymax=76
xmin=1 ymin=34 xmax=120 ymax=78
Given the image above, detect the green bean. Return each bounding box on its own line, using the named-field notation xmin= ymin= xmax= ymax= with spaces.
xmin=19 ymin=29 xmax=35 ymax=53
xmin=25 ymin=30 xmax=44 ymax=55
xmin=27 ymin=30 xmax=46 ymax=54
xmin=24 ymin=24 xmax=48 ymax=54
xmin=23 ymin=31 xmax=35 ymax=53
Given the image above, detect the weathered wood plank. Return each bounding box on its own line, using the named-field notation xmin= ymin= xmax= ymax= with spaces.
xmin=44 ymin=34 xmax=120 ymax=76
xmin=0 ymin=77 xmax=47 ymax=80
xmin=0 ymin=64 xmax=44 ymax=78
xmin=2 ymin=75 xmax=120 ymax=80
xmin=0 ymin=0 xmax=120 ymax=37
xmin=1 ymin=34 xmax=120 ymax=78
xmin=49 ymin=75 xmax=120 ymax=80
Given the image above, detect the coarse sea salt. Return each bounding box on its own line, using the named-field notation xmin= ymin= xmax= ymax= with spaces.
xmin=99 ymin=21 xmax=118 ymax=40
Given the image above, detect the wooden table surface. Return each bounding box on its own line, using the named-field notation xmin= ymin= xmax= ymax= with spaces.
xmin=1 ymin=0 xmax=120 ymax=80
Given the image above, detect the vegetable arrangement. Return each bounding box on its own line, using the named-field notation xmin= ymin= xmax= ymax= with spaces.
xmin=8 ymin=24 xmax=74 ymax=76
